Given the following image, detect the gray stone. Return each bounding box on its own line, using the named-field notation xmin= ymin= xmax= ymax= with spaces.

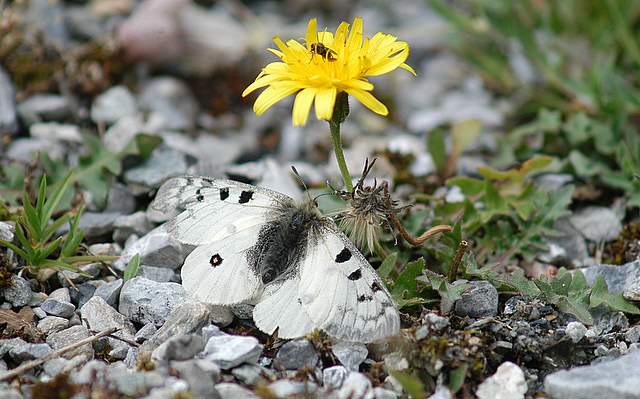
xmin=422 ymin=313 xmax=450 ymax=331
xmin=0 ymin=221 xmax=15 ymax=242
xmin=119 ymin=277 xmax=186 ymax=326
xmin=124 ymin=347 xmax=138 ymax=368
xmin=75 ymin=212 xmax=120 ymax=239
xmin=32 ymin=307 xmax=47 ymax=319
xmin=41 ymin=298 xmax=76 ymax=318
xmin=113 ymin=211 xmax=154 ymax=241
xmin=625 ymin=326 xmax=640 ymax=343
xmin=43 ymin=355 xmax=85 ymax=377
xmin=152 ymin=334 xmax=204 ymax=362
xmin=428 ymin=386 xmax=453 ymax=399
xmin=545 ymin=350 xmax=640 ymax=399
xmin=17 ymin=94 xmax=71 ymax=124
xmin=623 ymin=279 xmax=640 ymax=301
xmin=0 ymin=388 xmax=22 ymax=399
xmin=138 ymin=265 xmax=176 ymax=282
xmin=112 ymin=226 xmax=189 ymax=271
xmin=37 ymin=316 xmax=70 ymax=335
xmin=139 ymin=301 xmax=232 ymax=353
xmin=139 ymin=77 xmax=198 ymax=130
xmin=323 ymin=365 xmax=349 ymax=390
xmin=80 ymin=296 xmax=136 ymax=360
xmin=202 ymin=335 xmax=263 ymax=369
xmin=103 ymin=114 xmax=144 ymax=153
xmin=268 ymin=380 xmax=315 ymax=398
xmin=215 ymin=383 xmax=259 ymax=399
xmin=0 ymin=359 xmax=7 ymax=372
xmin=549 ymin=218 xmax=589 ymax=265
xmin=6 ymin=137 xmax=66 ymax=162
xmin=0 ymin=66 xmax=17 ymax=135
xmin=0 ymin=338 xmax=27 ymax=358
xmin=124 ymin=148 xmax=189 ymax=190
xmin=93 ymin=279 xmax=123 ymax=308
xmin=454 ymin=281 xmax=499 ymax=318
xmin=71 ymin=282 xmax=97 ymax=308
xmin=275 ymin=340 xmax=318 ymax=370
xmin=70 ymin=359 xmax=108 ymax=384
xmin=171 ymin=359 xmax=221 ymax=399
xmin=49 ymin=287 xmax=71 ymax=302
xmin=91 ymin=86 xmax=138 ymax=124
xmin=1 ymin=276 xmax=32 ymax=307
xmin=565 ymin=322 xmax=588 ymax=343
xmin=105 ymin=183 xmax=137 ymax=214
xmin=477 ymin=362 xmax=526 ymax=399
xmin=135 ymin=323 xmax=157 ymax=344
xmin=29 ymin=292 xmax=47 ymax=307
xmin=202 ymin=325 xmax=227 ymax=341
xmin=231 ymin=364 xmax=269 ymax=385
xmin=58 ymin=264 xmax=101 ymax=287
xmin=570 ymin=207 xmax=622 ymax=243
xmin=30 ymin=123 xmax=81 ymax=143
xmin=46 ymin=325 xmax=94 ymax=360
xmin=230 ymin=303 xmax=254 ymax=320
xmin=332 ymin=341 xmax=367 ymax=371
xmin=338 ymin=372 xmax=373 ymax=399
xmin=9 ymin=343 xmax=53 ymax=362
xmin=105 ymin=365 xmax=164 ymax=397
xmin=374 ymin=387 xmax=398 ymax=399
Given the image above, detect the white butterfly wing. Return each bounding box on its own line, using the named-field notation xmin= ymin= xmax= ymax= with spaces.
xmin=151 ymin=176 xmax=293 ymax=246
xmin=298 ymin=225 xmax=400 ymax=342
xmin=152 ymin=176 xmax=295 ymax=304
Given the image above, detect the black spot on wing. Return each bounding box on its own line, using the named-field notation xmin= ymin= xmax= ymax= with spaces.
xmin=348 ymin=269 xmax=362 ymax=280
xmin=335 ymin=247 xmax=352 ymax=263
xmin=209 ymin=253 xmax=223 ymax=267
xmin=357 ymin=294 xmax=373 ymax=302
xmin=220 ymin=187 xmax=229 ymax=201
xmin=196 ymin=194 xmax=205 ymax=202
xmin=371 ymin=281 xmax=382 ymax=292
xmin=239 ymin=190 xmax=254 ymax=204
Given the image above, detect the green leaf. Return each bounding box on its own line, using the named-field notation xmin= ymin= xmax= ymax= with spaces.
xmin=447 ymin=176 xmax=484 ymax=196
xmin=378 ymin=253 xmax=398 ymax=280
xmin=388 ymin=371 xmax=426 ymax=399
xmin=563 ymin=112 xmax=591 ymax=145
xmin=590 ymin=276 xmax=640 ymax=314
xmin=35 ymin=176 xmax=47 ymax=226
xmin=392 ymin=258 xmax=426 ymax=299
xmin=556 ymin=296 xmax=594 ymax=325
xmin=133 ymin=134 xmax=163 ymax=159
xmin=569 ymin=150 xmax=611 ymax=177
xmin=451 ymin=119 xmax=482 ymax=157
xmin=22 ymin=191 xmax=41 ymax=240
xmin=449 ymin=365 xmax=467 ymax=393
xmin=0 ymin=239 xmax=29 ymax=260
xmin=427 ymin=130 xmax=447 ymax=175
xmin=124 ymin=254 xmax=141 ymax=282
xmin=42 ymin=172 xmax=73 ymax=227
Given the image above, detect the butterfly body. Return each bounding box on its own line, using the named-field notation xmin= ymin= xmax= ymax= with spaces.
xmin=151 ymin=176 xmax=400 ymax=342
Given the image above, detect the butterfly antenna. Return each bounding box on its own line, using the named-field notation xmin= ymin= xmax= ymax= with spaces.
xmin=291 ymin=165 xmax=313 ymax=202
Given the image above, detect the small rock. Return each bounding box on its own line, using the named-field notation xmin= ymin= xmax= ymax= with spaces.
xmin=0 ymin=338 xmax=27 ymax=358
xmin=422 ymin=313 xmax=450 ymax=331
xmin=70 ymin=282 xmax=98 ymax=309
xmin=0 ymin=221 xmax=15 ymax=242
xmin=202 ymin=335 xmax=263 ymax=369
xmin=454 ymin=281 xmax=499 ymax=318
xmin=112 ymin=226 xmax=189 ymax=272
xmin=625 ymin=326 xmax=640 ymax=343
xmin=215 ymin=383 xmax=259 ymax=399
xmin=373 ymin=387 xmax=398 ymax=399
xmin=0 ymin=66 xmax=17 ymax=135
xmin=565 ymin=322 xmax=588 ymax=343
xmin=231 ymin=364 xmax=268 ymax=385
xmin=383 ymin=352 xmax=409 ymax=371
xmin=569 ymin=207 xmax=622 ymax=243
xmin=0 ymin=389 xmax=22 ymax=399
xmin=124 ymin=347 xmax=138 ymax=368
xmin=138 ymin=265 xmax=176 ymax=282
xmin=37 ymin=316 xmax=70 ymax=335
xmin=103 ymin=114 xmax=145 ymax=153
xmin=275 ymin=340 xmax=318 ymax=370
xmin=338 ymin=372 xmax=373 ymax=399
xmin=135 ymin=323 xmax=158 ymax=344
xmin=32 ymin=307 xmax=47 ymax=319
xmin=332 ymin=341 xmax=367 ymax=371
xmin=477 ymin=362 xmax=527 ymax=399
xmin=428 ymin=386 xmax=453 ymax=399
xmin=2 ymin=276 xmax=33 ymax=307
xmin=268 ymin=379 xmax=314 ymax=398
xmin=124 ymin=148 xmax=189 ymax=191
xmin=548 ymin=218 xmax=589 ymax=266
xmin=582 ymin=260 xmax=640 ymax=295
xmin=41 ymin=298 xmax=76 ymax=318
xmin=30 ymin=122 xmax=81 ymax=142
xmin=545 ymin=350 xmax=640 ymax=399
xmin=140 ymin=300 xmax=232 ymax=352
xmin=230 ymin=303 xmax=254 ymax=320
xmin=58 ymin=263 xmax=101 ymax=286
xmin=91 ymin=85 xmax=138 ymax=124
xmin=113 ymin=212 xmax=154 ymax=242
xmin=70 ymin=359 xmax=108 ymax=384
xmin=323 ymin=365 xmax=349 ymax=390
xmin=46 ymin=325 xmax=94 ymax=360
xmin=119 ymin=277 xmax=186 ymax=326
xmin=76 ymin=212 xmax=121 ymax=239
xmin=49 ymin=287 xmax=71 ymax=302
xmin=623 ymin=279 xmax=640 ymax=301
xmin=138 ymin=77 xmax=198 ymax=130
xmin=152 ymin=334 xmax=204 ymax=362
xmin=43 ymin=355 xmax=85 ymax=377
xmin=105 ymin=183 xmax=137 ymax=214
xmin=93 ymin=279 xmax=123 ymax=308
xmin=171 ymin=359 xmax=220 ymax=399
xmin=80 ymin=296 xmax=136 ymax=360
xmin=17 ymin=94 xmax=71 ymax=124
xmin=9 ymin=343 xmax=53 ymax=362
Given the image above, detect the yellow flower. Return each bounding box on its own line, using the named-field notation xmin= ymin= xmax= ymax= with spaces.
xmin=242 ymin=17 xmax=416 ymax=126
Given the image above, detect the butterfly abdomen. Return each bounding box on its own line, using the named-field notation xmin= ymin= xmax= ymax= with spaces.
xmin=246 ymin=203 xmax=322 ymax=284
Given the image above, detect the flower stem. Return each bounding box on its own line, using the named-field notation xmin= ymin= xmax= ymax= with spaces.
xmin=329 ymin=92 xmax=353 ymax=192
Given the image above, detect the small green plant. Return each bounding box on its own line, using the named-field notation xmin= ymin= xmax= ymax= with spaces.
xmin=0 ymin=174 xmax=116 ymax=273
xmin=123 ymin=254 xmax=141 ymax=282
xmin=427 ymin=119 xmax=483 ymax=182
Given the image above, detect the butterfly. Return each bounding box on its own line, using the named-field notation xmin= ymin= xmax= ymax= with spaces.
xmin=150 ymin=176 xmax=400 ymax=342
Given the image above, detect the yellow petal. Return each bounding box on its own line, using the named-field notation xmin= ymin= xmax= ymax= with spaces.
xmin=253 ymin=85 xmax=299 ymax=115
xmin=400 ymin=62 xmax=417 ymax=76
xmin=292 ymin=88 xmax=316 ymax=126
xmin=306 ymin=18 xmax=317 ymax=50
xmin=342 ymin=79 xmax=374 ymax=91
xmin=314 ymin=87 xmax=337 ymax=120
xmin=242 ymin=73 xmax=283 ymax=97
xmin=346 ymin=17 xmax=363 ymax=49
xmin=335 ymin=21 xmax=349 ymax=48
xmin=346 ymin=88 xmax=388 ymax=116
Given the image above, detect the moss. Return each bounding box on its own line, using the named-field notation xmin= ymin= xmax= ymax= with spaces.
xmin=0 ymin=254 xmax=13 ymax=289
xmin=603 ymin=222 xmax=640 ymax=265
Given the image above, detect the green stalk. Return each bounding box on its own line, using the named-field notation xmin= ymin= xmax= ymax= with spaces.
xmin=329 ymin=92 xmax=353 ymax=192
